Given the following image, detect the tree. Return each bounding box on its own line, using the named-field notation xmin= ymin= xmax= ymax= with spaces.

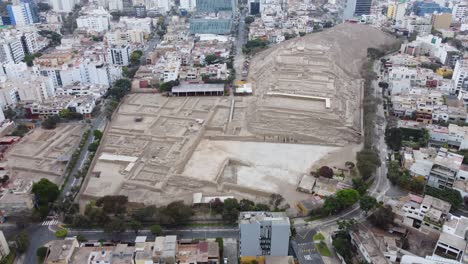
xmin=356 ymin=149 xmax=381 ymax=179
xmin=42 ymin=115 xmax=60 ymax=129
xmin=150 ymin=224 xmax=163 ymax=235
xmin=216 ymin=237 xmax=224 ymax=259
xmin=369 ymin=205 xmax=394 ymax=230
xmin=96 ymin=195 xmax=128 ymax=214
xmin=239 ymin=199 xmax=255 ymax=211
xmin=332 ymin=236 xmax=352 ymax=262
xmin=385 ymin=127 xmax=403 ymax=151
xmin=76 ymin=234 xmax=87 ymax=242
xmin=222 ymin=198 xmax=240 ymax=223
xmin=425 ymin=186 xmax=463 ymax=209
xmin=162 ymin=201 xmax=193 ymax=225
xmin=254 ymin=203 xmax=270 ymax=211
xmin=88 ymin=142 xmax=99 ymax=152
xmin=352 ymin=178 xmax=369 ymax=196
xmin=104 ymin=218 xmax=126 ymax=234
xmin=93 ymin=130 xmax=103 ymax=140
xmin=32 ymin=178 xmax=60 ymax=209
xmin=37 ymin=2 xmax=51 ymax=12
xmin=36 ymin=246 xmax=48 ymax=261
xmin=130 ymin=50 xmax=143 ymax=65
xmin=245 ymin=16 xmax=255 ymax=24
xmin=130 ymin=220 xmax=142 ymax=234
xmin=318 ymin=166 xmax=334 ymax=178
xmin=210 ymin=198 xmax=224 ymax=214
xmin=360 ymin=195 xmax=377 ymax=213
xmin=345 ymin=161 xmax=355 ymax=169
xmin=204 ymin=54 xmax=218 ymax=65
xmin=15 ymin=232 xmax=29 ymax=254
xmin=269 ymin=194 xmax=284 ymax=210
xmin=55 ymin=229 xmax=68 ymax=238
xmin=324 ymin=189 xmax=360 ymax=215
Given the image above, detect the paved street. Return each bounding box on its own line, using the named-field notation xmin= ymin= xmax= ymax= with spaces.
xmin=291 ymin=228 xmax=323 ymax=264
xmin=60 ymin=113 xmax=106 ymax=200
xmin=223 ymin=238 xmax=238 ymax=264
xmin=234 ymin=7 xmax=247 ymax=81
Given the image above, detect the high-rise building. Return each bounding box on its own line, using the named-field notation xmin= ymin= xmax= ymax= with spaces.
xmin=387 ymin=1 xmax=407 ymax=22
xmin=6 ymin=0 xmax=39 ymax=26
xmin=0 ymin=38 xmax=25 ymax=64
xmin=431 ymin=13 xmax=452 ymax=30
xmin=342 ymin=0 xmax=372 ymax=20
xmin=453 ymin=59 xmax=468 ymax=92
xmin=452 ymin=3 xmax=467 ymax=22
xmin=50 ymin=0 xmax=78 ymax=13
xmin=195 ymin=0 xmax=235 ymax=13
xmin=239 ymin=212 xmax=290 ymax=257
xmin=107 ymin=45 xmax=130 ymax=66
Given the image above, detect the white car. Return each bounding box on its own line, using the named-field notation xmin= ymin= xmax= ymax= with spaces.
xmin=224 ymin=258 xmax=228 ymax=264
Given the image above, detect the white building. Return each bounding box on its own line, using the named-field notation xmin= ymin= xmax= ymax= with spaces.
xmin=453 ymin=59 xmax=468 ymax=92
xmin=180 ymin=0 xmax=196 ymax=11
xmin=239 ymin=212 xmax=290 ymax=257
xmin=50 ymin=0 xmax=78 ymax=13
xmin=8 ymin=3 xmax=35 ymax=26
xmin=107 ymin=45 xmax=130 ymax=66
xmin=76 ymin=7 xmax=111 ymax=33
xmin=452 ymin=3 xmax=467 ymax=23
xmin=0 ymin=38 xmax=25 ymax=64
xmin=435 ymin=214 xmax=468 ymax=263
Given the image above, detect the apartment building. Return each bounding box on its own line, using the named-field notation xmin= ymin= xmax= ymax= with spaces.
xmin=435 ymin=214 xmax=468 ymax=262
xmin=76 ymin=7 xmax=111 ymax=33
xmin=239 ymin=211 xmax=290 ymax=257
xmin=399 ymin=194 xmax=451 ymax=233
xmin=427 ymin=148 xmax=463 ymax=190
xmin=6 ymin=0 xmax=38 ymax=26
xmin=453 ymin=59 xmax=468 ymax=92
xmin=107 ymin=45 xmax=130 ymax=66
xmin=0 ymin=38 xmax=25 ymax=64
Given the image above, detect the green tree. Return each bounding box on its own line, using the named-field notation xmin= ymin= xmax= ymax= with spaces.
xmin=425 ymin=186 xmax=463 ymax=209
xmin=15 ymin=232 xmax=29 ymax=254
xmin=204 ymin=54 xmax=218 ymax=65
xmin=369 ymin=205 xmax=394 ymax=230
xmin=96 ymin=195 xmax=128 ymax=214
xmin=216 ymin=237 xmax=224 ymax=259
xmin=239 ymin=199 xmax=255 ymax=211
xmin=42 ymin=115 xmax=60 ymax=129
xmin=88 ymin=142 xmax=99 ymax=152
xmin=104 ymin=218 xmax=126 ymax=234
xmin=360 ymin=195 xmax=377 ymax=213
xmin=352 ymin=178 xmax=369 ymax=196
xmin=130 ymin=220 xmax=142 ymax=234
xmin=37 ymin=2 xmax=51 ymax=12
xmin=356 ymin=149 xmax=380 ymax=179
xmin=245 ymin=16 xmax=255 ymax=24
xmin=269 ymin=194 xmax=284 ymax=210
xmin=36 ymin=246 xmax=48 ymax=261
xmin=150 ymin=224 xmax=163 ymax=235
xmin=32 ymin=178 xmax=60 ymax=208
xmin=76 ymin=234 xmax=87 ymax=242
xmin=93 ymin=130 xmax=103 ymax=140
xmin=222 ymin=198 xmax=240 ymax=223
xmin=55 ymin=229 xmax=68 ymax=238
xmin=162 ymin=201 xmax=193 ymax=225
xmin=332 ymin=236 xmax=352 ymax=261
xmin=254 ymin=203 xmax=270 ymax=211
xmin=130 ymin=50 xmax=143 ymax=65
xmin=4 ymin=108 xmax=16 ymax=119
xmin=385 ymin=127 xmax=403 ymax=151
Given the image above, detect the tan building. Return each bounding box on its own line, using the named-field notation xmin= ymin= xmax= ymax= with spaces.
xmin=44 ymin=238 xmax=79 ymax=264
xmin=432 ymin=13 xmax=453 ymax=30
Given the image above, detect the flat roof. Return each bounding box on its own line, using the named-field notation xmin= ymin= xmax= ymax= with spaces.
xmin=172 ymin=84 xmax=224 ymax=93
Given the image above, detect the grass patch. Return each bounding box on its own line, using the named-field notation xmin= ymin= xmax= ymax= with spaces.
xmin=315 ymin=241 xmax=332 ymax=257
xmin=1 ymin=249 xmax=16 ymax=264
xmin=313 ymin=232 xmax=325 ymax=241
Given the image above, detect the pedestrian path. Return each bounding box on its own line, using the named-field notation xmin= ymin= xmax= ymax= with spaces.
xmin=41 ymin=219 xmax=58 ymax=226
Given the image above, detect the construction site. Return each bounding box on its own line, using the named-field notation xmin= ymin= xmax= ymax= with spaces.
xmin=80 ymin=24 xmax=397 ymax=209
